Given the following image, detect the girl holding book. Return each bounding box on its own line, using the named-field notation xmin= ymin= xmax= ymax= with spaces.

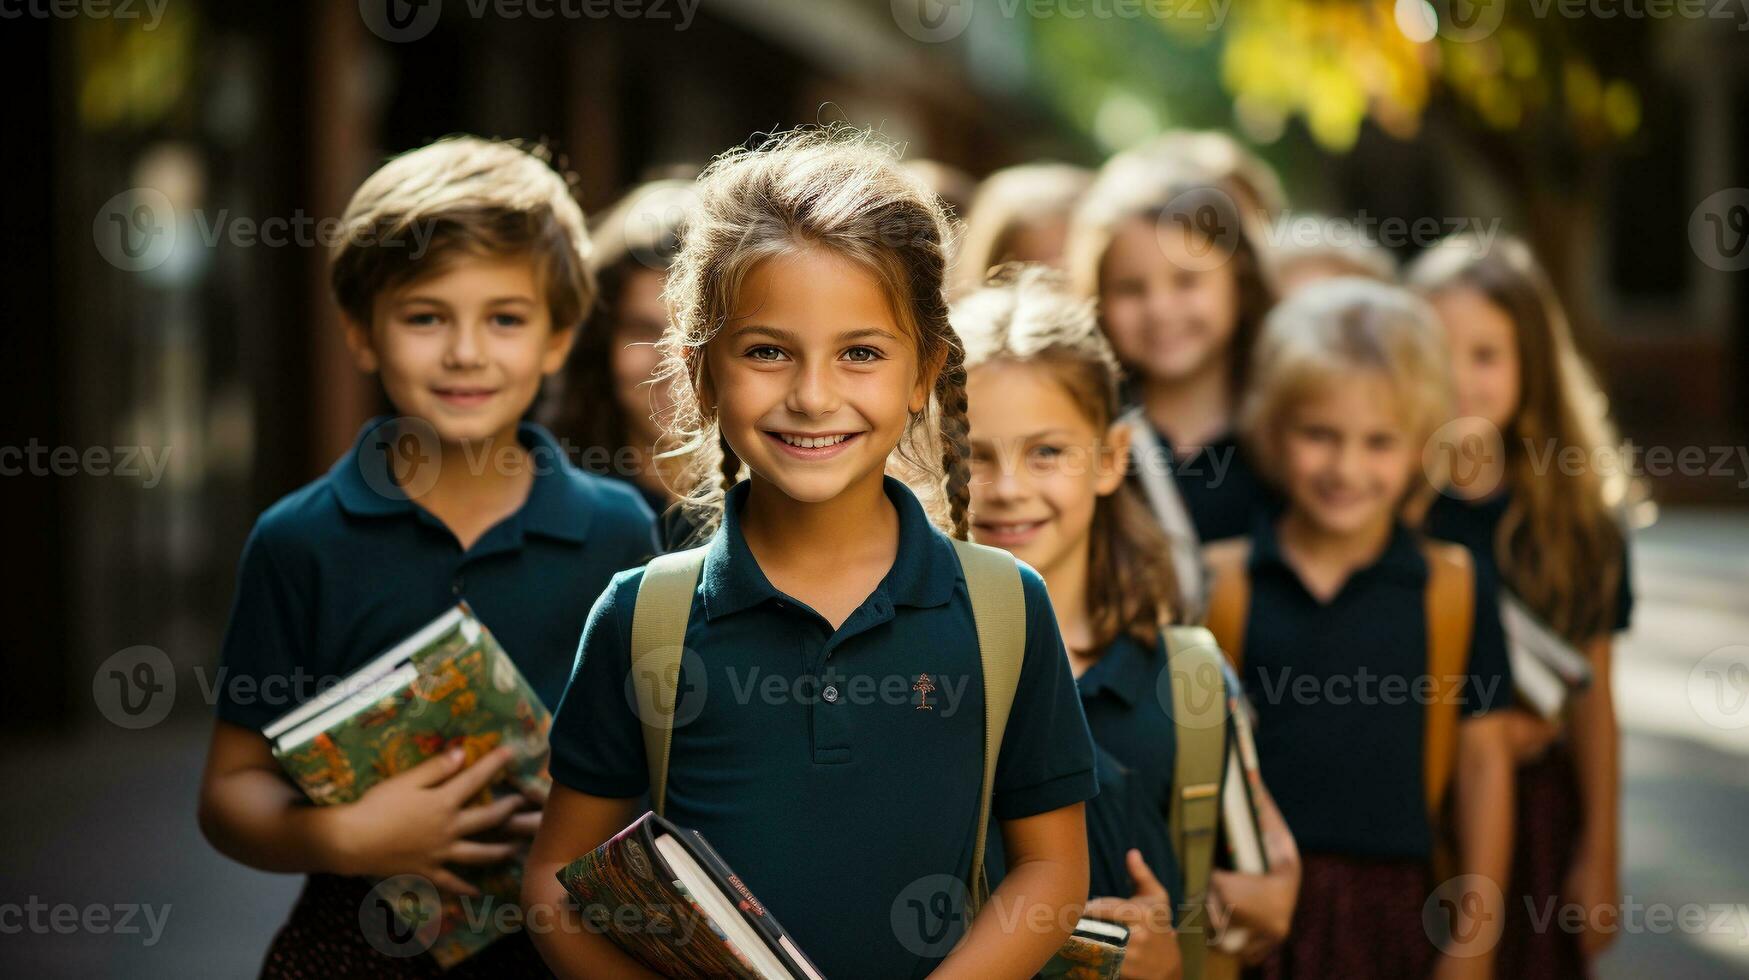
xmin=959 ymin=265 xmax=1301 ymax=979
xmin=1065 ymin=153 xmax=1279 ymax=545
xmin=1204 ymin=278 xmax=1516 ymax=979
xmin=525 ymin=129 xmax=1100 ymax=980
xmin=1411 ymin=237 xmax=1636 ymax=976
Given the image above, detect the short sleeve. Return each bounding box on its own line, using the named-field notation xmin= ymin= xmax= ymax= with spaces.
xmin=214 ymin=521 xmax=315 ymax=732
xmin=990 ymin=563 xmax=1099 ymax=821
xmin=1460 ymin=565 xmax=1513 ymax=718
xmin=548 ymin=570 xmax=650 ymax=798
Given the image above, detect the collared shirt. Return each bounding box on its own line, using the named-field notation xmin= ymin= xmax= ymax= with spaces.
xmin=214 ymin=416 xmax=658 ymax=732
xmin=1136 ymin=425 xmax=1280 ymax=543
xmin=1237 ymin=517 xmax=1511 ymax=860
xmin=985 ymin=631 xmax=1187 ymax=913
xmin=1424 ymin=489 xmax=1634 ymax=635
xmin=549 ymin=476 xmax=1099 ymax=980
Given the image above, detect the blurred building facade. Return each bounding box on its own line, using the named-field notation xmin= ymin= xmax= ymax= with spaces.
xmin=8 ymin=0 xmax=1745 ymax=732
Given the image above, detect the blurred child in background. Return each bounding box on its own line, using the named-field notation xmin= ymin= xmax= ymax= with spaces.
xmin=1412 ymin=236 xmax=1637 ymax=977
xmin=1067 ymin=151 xmax=1280 ymax=545
xmin=1206 ymin=278 xmax=1515 ymax=980
xmin=1267 ymin=213 xmax=1398 ymax=298
xmin=952 ymin=162 xmax=1093 ymax=295
xmin=961 ymin=265 xmax=1301 ymax=980
xmin=543 ymin=178 xmax=693 ymax=541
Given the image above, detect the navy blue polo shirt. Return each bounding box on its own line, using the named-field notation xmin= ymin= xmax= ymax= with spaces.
xmin=1425 ymin=490 xmax=1634 ymax=636
xmin=985 ymin=632 xmax=1186 ymax=912
xmin=1134 ymin=425 xmax=1279 ymax=543
xmin=214 ymin=416 xmax=658 ymax=732
xmin=1236 ymin=517 xmax=1510 ymax=861
xmin=549 ymin=476 xmax=1099 ymax=980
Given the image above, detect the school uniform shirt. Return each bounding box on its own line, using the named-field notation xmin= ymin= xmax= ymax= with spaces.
xmin=1138 ymin=424 xmax=1280 ymax=543
xmin=214 ymin=416 xmax=659 ymax=733
xmin=549 ymin=476 xmax=1100 ymax=980
xmin=1424 ymin=490 xmax=1635 ymax=635
xmin=1236 ymin=517 xmax=1511 ymax=861
xmin=984 ymin=632 xmax=1185 ymax=911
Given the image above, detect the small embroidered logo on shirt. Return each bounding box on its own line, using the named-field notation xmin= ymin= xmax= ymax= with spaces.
xmin=913 ymin=673 xmax=936 ymax=710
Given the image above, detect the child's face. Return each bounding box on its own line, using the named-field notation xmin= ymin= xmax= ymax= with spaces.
xmin=1430 ymin=286 xmax=1521 ymax=433
xmin=611 ymin=267 xmax=676 ymax=447
xmin=1098 ymin=217 xmax=1241 ymax=387
xmin=965 ymin=361 xmax=1127 ymax=579
xmin=347 ymin=254 xmax=574 ymax=445
xmin=705 ymin=247 xmax=931 ymax=507
xmin=1276 ymin=373 xmax=1418 ymax=538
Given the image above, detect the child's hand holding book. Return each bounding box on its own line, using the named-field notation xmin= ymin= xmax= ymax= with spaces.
xmin=322 ymin=744 xmax=532 ymax=896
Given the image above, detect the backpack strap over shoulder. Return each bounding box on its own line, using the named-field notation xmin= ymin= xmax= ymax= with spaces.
xmin=1201 ymin=539 xmax=1252 ymax=670
xmin=1421 ymin=540 xmax=1474 ymax=819
xmin=629 ymin=547 xmax=708 ymax=817
xmin=1163 ymin=625 xmax=1230 ymax=980
xmin=950 ymin=538 xmax=1026 ymax=920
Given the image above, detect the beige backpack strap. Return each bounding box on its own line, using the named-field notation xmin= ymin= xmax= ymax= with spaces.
xmin=950 ymin=538 xmax=1026 ymax=920
xmin=1421 ymin=541 xmax=1474 ymax=819
xmin=1163 ymin=625 xmax=1229 ymax=980
xmin=1201 ymin=540 xmax=1252 ymax=671
xmin=628 ymin=547 xmax=708 ymax=817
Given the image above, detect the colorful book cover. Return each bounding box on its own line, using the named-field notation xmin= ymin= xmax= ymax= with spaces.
xmin=556 ymin=811 xmax=821 ymax=980
xmin=266 ymin=603 xmax=552 ymax=968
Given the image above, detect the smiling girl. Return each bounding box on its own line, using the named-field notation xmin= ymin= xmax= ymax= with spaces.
xmin=960 ymin=266 xmax=1302 ymax=980
xmin=1067 ymin=152 xmax=1279 ymax=545
xmin=1411 ymin=236 xmax=1637 ymax=976
xmin=523 ymin=131 xmax=1100 ymax=980
xmin=1205 ymin=278 xmax=1515 ymax=979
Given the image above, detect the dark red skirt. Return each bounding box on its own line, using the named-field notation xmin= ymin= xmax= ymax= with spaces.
xmin=258 ymin=873 xmax=553 ymax=979
xmin=1257 ymin=852 xmax=1437 ymax=980
xmin=1498 ymin=741 xmax=1590 ymax=979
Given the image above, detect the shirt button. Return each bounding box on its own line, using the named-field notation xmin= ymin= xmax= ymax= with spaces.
xmin=451 ymin=576 xmax=464 ymax=596
xmin=822 ymin=685 xmax=840 ymax=703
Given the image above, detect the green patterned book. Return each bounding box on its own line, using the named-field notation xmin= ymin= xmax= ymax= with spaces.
xmin=263 ymin=602 xmax=552 ymax=968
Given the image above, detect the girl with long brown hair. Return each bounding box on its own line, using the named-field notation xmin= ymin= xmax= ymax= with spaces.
xmin=1411 ymin=236 xmax=1637 ymax=977
xmin=961 ymin=265 xmax=1300 ymax=980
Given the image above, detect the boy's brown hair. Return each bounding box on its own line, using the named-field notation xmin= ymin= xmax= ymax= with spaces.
xmin=330 ymin=136 xmax=593 ymax=330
